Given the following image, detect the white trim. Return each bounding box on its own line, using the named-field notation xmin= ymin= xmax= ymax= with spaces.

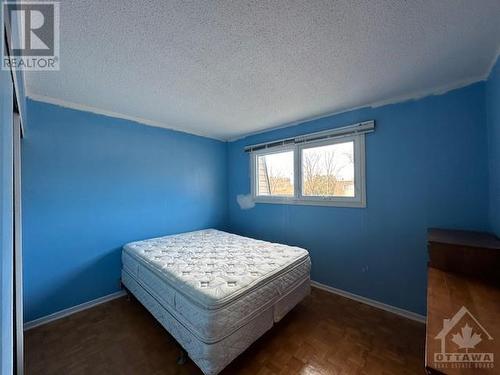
xmin=11 ymin=72 xmax=25 ymax=136
xmin=310 ymin=280 xmax=426 ymax=323
xmin=13 ymin=113 xmax=23 ymax=374
xmin=252 ymin=198 xmax=366 ymax=208
xmin=21 ymin=283 xmax=426 ymax=330
xmin=23 ymin=290 xmax=127 ymax=331
xmin=29 ymin=73 xmax=489 ymax=143
xmin=26 ymin=94 xmax=225 ymax=142
xmin=228 ymin=75 xmax=486 ymax=142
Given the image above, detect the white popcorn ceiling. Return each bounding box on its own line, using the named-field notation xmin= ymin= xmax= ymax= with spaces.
xmin=26 ymin=0 xmax=500 ymax=140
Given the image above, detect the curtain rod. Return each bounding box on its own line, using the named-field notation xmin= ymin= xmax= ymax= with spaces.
xmin=244 ymin=120 xmax=375 ymax=152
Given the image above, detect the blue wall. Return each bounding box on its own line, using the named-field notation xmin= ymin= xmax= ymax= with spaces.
xmin=486 ymin=56 xmax=500 ymax=237
xmin=227 ymin=83 xmax=489 ymax=315
xmin=23 ymin=76 xmax=496 ymax=321
xmin=22 ymin=100 xmax=228 ymax=322
xmin=0 ymin=52 xmax=14 ymax=374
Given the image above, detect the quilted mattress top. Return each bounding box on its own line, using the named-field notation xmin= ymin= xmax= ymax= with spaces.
xmin=123 ymin=229 xmax=309 ymax=308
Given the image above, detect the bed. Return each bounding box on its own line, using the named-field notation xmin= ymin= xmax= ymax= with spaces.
xmin=121 ymin=229 xmax=311 ymax=375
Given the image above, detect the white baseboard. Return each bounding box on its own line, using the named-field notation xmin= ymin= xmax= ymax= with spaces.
xmin=24 ymin=290 xmax=127 ymax=331
xmin=310 ymin=280 xmax=426 ymax=323
xmin=24 ymin=282 xmax=425 ymax=330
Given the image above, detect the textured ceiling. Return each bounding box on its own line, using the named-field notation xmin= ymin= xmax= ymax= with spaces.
xmin=26 ymin=0 xmax=500 ymax=140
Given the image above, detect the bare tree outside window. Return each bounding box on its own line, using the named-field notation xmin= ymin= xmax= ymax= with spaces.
xmin=302 ymin=141 xmax=354 ymax=197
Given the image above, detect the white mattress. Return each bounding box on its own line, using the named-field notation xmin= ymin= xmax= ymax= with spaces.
xmin=122 ymin=229 xmax=311 ymax=343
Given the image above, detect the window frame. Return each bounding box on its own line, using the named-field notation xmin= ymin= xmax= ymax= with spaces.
xmin=250 ymin=134 xmax=366 ymax=208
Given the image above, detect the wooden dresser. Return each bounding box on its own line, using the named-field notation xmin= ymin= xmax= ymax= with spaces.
xmin=426 ymin=229 xmax=500 ymax=375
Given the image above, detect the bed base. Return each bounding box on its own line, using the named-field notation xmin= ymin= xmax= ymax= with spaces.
xmin=122 ymin=270 xmax=310 ymax=375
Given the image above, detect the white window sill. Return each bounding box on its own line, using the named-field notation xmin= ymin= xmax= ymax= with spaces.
xmin=253 ymin=197 xmax=366 ymax=208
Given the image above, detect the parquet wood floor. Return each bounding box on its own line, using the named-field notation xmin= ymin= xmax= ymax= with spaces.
xmin=25 ymin=287 xmax=425 ymax=374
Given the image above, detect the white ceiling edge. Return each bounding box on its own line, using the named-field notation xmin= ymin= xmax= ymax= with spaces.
xmin=486 ymin=46 xmax=500 ymax=79
xmin=27 ymin=51 xmax=497 ymax=144
xmin=26 ymin=93 xmax=226 ymax=142
xmin=227 ymin=73 xmax=489 ymax=142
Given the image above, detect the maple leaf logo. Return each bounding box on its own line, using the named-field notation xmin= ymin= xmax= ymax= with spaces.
xmin=451 ymin=324 xmax=482 ymax=353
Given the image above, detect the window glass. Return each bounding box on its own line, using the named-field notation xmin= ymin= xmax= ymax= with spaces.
xmin=256 ymin=150 xmax=294 ymax=196
xmin=301 ymin=141 xmax=354 ymax=197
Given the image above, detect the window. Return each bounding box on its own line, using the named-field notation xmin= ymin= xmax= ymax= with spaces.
xmin=251 ymin=135 xmax=366 ymax=207
xmin=256 ymin=149 xmax=294 ymax=197
xmin=301 ymin=140 xmax=355 ymax=198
